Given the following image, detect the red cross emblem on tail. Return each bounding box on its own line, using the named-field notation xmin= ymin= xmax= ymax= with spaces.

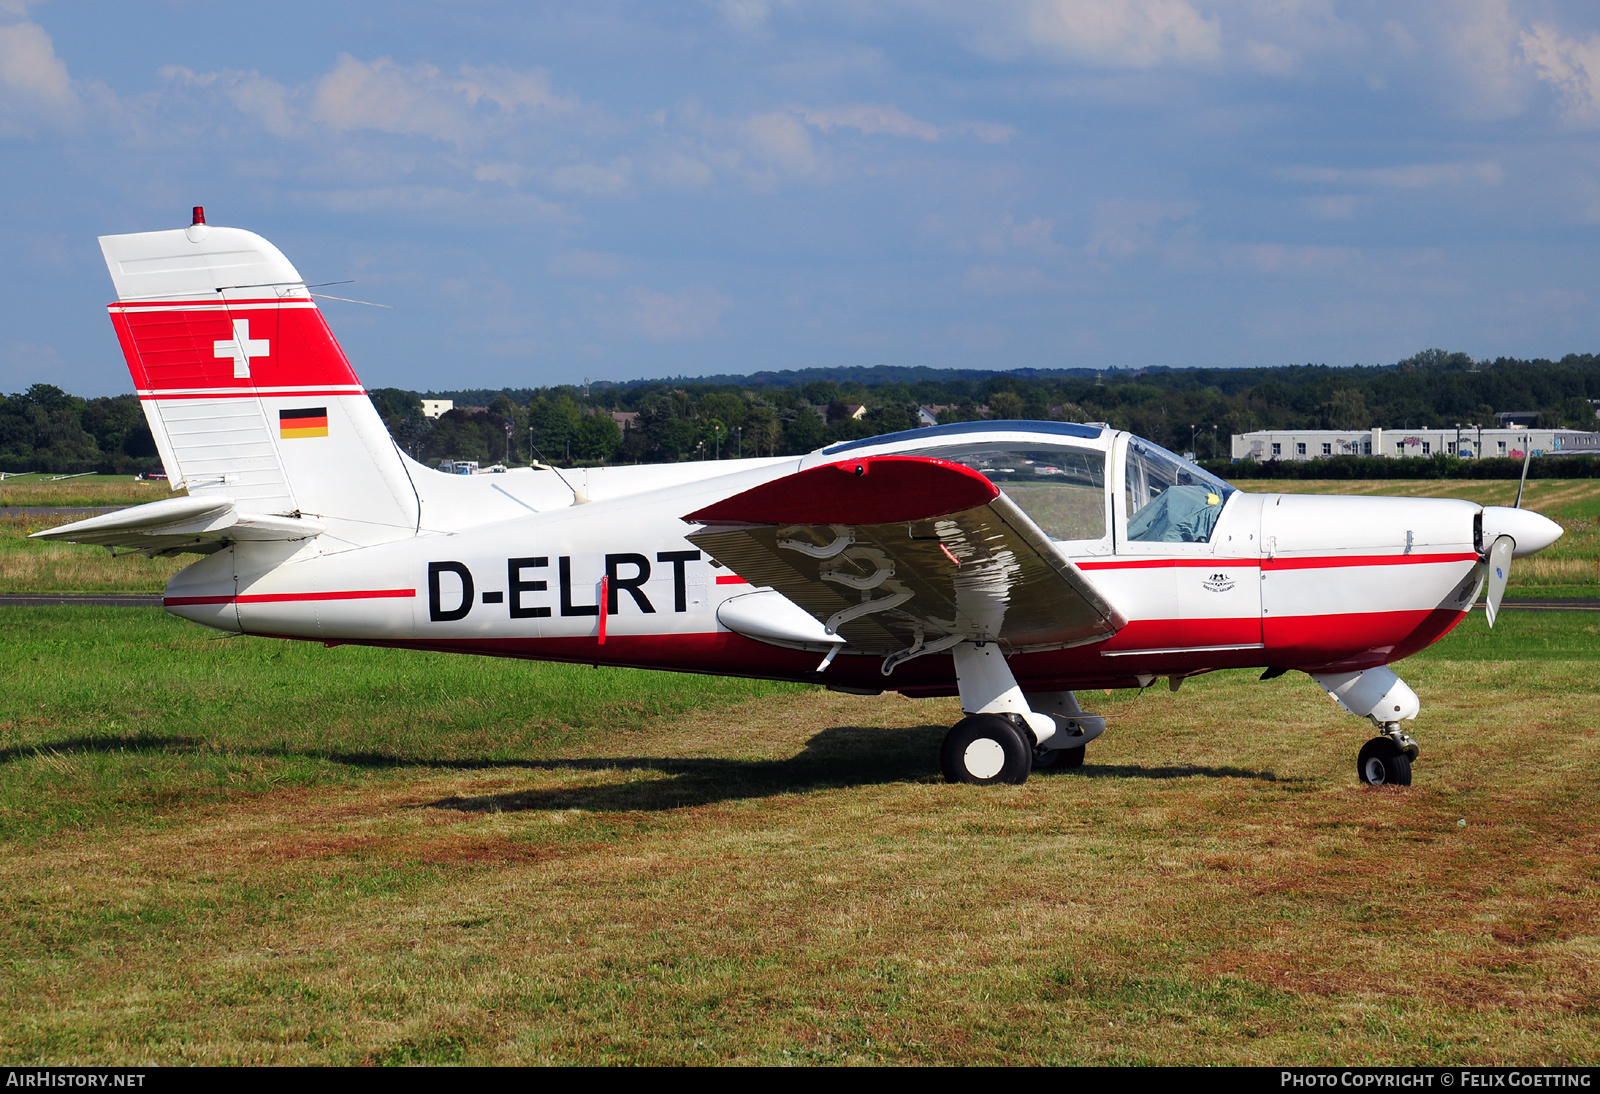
xmin=214 ymin=318 xmax=269 ymax=379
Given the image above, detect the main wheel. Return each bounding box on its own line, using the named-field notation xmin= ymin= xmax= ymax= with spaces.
xmin=1357 ymin=737 xmax=1413 ymax=787
xmin=1032 ymin=744 xmax=1085 ymax=771
xmin=942 ymin=714 xmax=1032 ymax=785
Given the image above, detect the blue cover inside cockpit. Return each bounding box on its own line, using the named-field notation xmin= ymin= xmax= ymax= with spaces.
xmin=1126 ymin=484 xmax=1224 ymax=543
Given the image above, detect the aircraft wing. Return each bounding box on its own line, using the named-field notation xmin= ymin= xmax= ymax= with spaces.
xmin=30 ymin=496 xmax=324 ymax=556
xmin=684 ymin=456 xmax=1126 ymax=665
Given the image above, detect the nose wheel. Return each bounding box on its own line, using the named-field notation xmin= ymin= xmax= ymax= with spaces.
xmin=1357 ymin=735 xmax=1413 ymax=786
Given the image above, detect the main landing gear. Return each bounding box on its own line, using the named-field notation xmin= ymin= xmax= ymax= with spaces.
xmin=940 ymin=714 xmax=1032 ymax=785
xmin=1309 ymin=665 xmax=1424 ymax=787
xmin=939 ymin=642 xmax=1106 ymax=785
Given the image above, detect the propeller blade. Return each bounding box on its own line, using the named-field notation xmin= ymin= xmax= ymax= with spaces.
xmin=1484 ymin=534 xmax=1515 ymax=628
xmin=1514 ymin=434 xmax=1532 ymax=509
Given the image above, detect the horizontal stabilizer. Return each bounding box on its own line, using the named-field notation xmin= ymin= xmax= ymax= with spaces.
xmin=31 ymin=495 xmax=324 ymax=555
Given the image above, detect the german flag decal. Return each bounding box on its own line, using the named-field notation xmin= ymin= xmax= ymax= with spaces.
xmin=279 ymin=407 xmax=329 ymax=439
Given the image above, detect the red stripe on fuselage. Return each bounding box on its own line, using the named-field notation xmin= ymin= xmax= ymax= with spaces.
xmin=1079 ymin=552 xmax=1475 ymax=571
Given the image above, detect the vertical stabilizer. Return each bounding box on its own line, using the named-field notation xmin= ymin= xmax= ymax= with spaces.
xmin=99 ymin=214 xmax=418 ymax=547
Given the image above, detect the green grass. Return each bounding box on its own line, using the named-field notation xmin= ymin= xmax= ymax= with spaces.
xmin=0 ymin=607 xmax=1594 ymax=1065
xmin=0 ymin=608 xmax=798 ymax=841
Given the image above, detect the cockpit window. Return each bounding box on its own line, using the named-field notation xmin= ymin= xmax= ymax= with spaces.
xmin=1124 ymin=441 xmax=1235 ymax=543
xmin=917 ymin=444 xmax=1107 ymax=541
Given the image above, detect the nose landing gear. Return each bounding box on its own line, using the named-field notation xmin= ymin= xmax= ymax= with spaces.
xmin=1357 ymin=725 xmax=1420 ymax=786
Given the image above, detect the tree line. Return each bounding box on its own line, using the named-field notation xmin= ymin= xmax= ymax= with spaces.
xmin=4 ymin=349 xmax=1599 ymax=474
xmin=374 ymin=348 xmax=1600 ymax=468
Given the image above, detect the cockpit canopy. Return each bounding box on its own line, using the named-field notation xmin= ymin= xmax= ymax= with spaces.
xmin=815 ymin=421 xmax=1234 ymax=547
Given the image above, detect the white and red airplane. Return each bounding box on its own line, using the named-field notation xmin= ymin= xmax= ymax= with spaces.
xmin=40 ymin=211 xmax=1564 ymax=787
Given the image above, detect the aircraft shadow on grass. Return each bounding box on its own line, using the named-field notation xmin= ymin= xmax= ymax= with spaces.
xmin=0 ymin=727 xmax=1297 ymax=813
xmin=415 ymin=725 xmax=1298 ymax=815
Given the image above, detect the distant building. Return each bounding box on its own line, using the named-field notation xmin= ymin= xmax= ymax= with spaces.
xmin=1231 ymin=427 xmax=1600 ymax=462
xmin=1495 ymin=411 xmax=1539 ymax=428
xmin=420 ymin=399 xmax=453 ymax=419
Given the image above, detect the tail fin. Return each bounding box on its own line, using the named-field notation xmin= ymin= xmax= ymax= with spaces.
xmin=99 ymin=216 xmax=418 ymax=545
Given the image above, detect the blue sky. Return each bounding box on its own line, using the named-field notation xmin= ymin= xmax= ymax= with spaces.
xmin=4 ymin=1 xmax=1600 ymax=396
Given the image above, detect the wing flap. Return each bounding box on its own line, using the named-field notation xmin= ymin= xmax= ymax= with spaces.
xmin=686 ymin=456 xmax=1125 ymax=658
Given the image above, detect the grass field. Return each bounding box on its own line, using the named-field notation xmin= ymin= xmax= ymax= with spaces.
xmin=0 ymin=607 xmax=1594 ymax=1065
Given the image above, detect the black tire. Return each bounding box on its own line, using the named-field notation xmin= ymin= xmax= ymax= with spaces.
xmin=941 ymin=714 xmax=1032 ymax=785
xmin=1357 ymin=737 xmax=1413 ymax=787
xmin=1033 ymin=744 xmax=1086 ymax=771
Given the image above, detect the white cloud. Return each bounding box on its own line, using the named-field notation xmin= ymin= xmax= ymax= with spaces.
xmin=719 ymin=0 xmax=772 ymax=32
xmin=797 ymin=102 xmax=1014 ymax=144
xmin=1522 ymin=22 xmax=1600 ymax=126
xmin=630 ymin=286 xmax=730 ymax=340
xmin=1086 ymin=198 xmax=1199 ymax=259
xmin=311 ymin=55 xmax=577 ymax=144
xmin=0 ymin=19 xmax=69 ymax=102
xmin=739 ymin=110 xmax=820 ymax=175
xmin=971 ymin=0 xmax=1223 ymax=69
xmin=1245 ymin=39 xmax=1296 ymax=76
xmin=1443 ymin=0 xmax=1530 ymax=119
xmin=161 ymin=67 xmax=298 ymax=139
xmin=0 ymin=18 xmax=77 ymax=134
xmin=800 ymin=103 xmax=942 ymax=141
xmin=1275 ymin=161 xmax=1503 ymax=188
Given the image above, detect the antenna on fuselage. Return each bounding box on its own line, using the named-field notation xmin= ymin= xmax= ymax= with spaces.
xmin=528 ymin=440 xmax=590 ymax=505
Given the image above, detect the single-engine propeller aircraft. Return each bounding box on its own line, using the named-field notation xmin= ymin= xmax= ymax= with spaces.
xmin=40 ymin=211 xmax=1565 ymax=787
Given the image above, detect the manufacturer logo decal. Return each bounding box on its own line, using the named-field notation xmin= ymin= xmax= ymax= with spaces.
xmin=1202 ymin=572 xmax=1235 ymax=593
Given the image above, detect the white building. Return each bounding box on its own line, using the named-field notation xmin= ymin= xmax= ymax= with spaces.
xmin=1231 ymin=427 xmax=1600 ymax=462
xmin=420 ymin=399 xmax=454 ymax=419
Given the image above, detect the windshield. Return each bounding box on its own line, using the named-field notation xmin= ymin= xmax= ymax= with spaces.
xmin=1124 ymin=440 xmax=1235 ymax=543
xmin=917 ymin=443 xmax=1107 ymax=541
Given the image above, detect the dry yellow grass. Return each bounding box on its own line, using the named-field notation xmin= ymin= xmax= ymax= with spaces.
xmin=0 ymin=475 xmax=181 ymax=509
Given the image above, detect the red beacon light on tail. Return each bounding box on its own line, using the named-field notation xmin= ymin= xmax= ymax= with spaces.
xmin=192 ymin=206 xmax=205 ymax=226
